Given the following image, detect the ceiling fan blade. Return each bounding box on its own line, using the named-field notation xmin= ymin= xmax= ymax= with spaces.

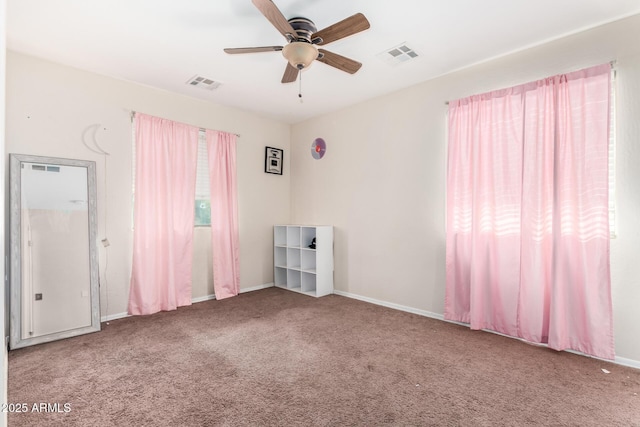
xmin=317 ymin=49 xmax=362 ymax=74
xmin=224 ymin=46 xmax=283 ymax=54
xmin=313 ymin=13 xmax=370 ymax=46
xmin=282 ymin=63 xmax=299 ymax=83
xmin=252 ymin=0 xmax=296 ymax=39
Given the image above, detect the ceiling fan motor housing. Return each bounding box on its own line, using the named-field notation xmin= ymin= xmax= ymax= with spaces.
xmin=283 ymin=17 xmax=319 ymax=69
xmin=288 ymin=17 xmax=317 ymax=42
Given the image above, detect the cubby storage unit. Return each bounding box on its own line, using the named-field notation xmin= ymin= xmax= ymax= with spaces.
xmin=273 ymin=225 xmax=333 ymax=297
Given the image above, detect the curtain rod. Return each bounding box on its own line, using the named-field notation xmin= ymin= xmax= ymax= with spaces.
xmin=444 ymin=61 xmax=618 ymax=106
xmin=129 ymin=111 xmax=240 ymax=137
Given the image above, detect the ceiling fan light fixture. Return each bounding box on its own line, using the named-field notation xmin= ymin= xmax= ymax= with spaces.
xmin=224 ymin=2 xmax=370 ymax=82
xmin=282 ymin=42 xmax=318 ymax=70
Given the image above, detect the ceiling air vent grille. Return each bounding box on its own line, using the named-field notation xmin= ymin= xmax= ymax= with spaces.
xmin=377 ymin=43 xmax=419 ymax=66
xmin=186 ymin=75 xmax=222 ymax=90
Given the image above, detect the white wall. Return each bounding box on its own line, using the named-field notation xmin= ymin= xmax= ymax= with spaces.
xmin=5 ymin=51 xmax=291 ymax=318
xmin=290 ymin=14 xmax=640 ymax=365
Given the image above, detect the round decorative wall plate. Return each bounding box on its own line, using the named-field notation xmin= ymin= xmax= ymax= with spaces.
xmin=311 ymin=138 xmax=326 ymax=160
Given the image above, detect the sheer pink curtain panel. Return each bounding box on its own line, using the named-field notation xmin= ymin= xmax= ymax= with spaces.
xmin=206 ymin=130 xmax=240 ymax=300
xmin=128 ymin=113 xmax=199 ymax=315
xmin=445 ymin=64 xmax=614 ymax=359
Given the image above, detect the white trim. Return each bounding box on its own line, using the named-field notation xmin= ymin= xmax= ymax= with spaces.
xmin=100 ymin=283 xmax=275 ymax=323
xmin=332 ymin=290 xmax=444 ymax=320
xmin=333 ymin=290 xmax=640 ymax=370
xmin=241 ymin=282 xmax=275 ymax=293
xmin=613 ymin=356 xmax=640 ymax=370
xmin=191 ymin=294 xmax=216 ymax=304
xmin=101 ymin=311 xmax=130 ymax=323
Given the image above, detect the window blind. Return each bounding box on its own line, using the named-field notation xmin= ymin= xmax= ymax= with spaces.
xmin=195 ymin=131 xmax=210 ymax=200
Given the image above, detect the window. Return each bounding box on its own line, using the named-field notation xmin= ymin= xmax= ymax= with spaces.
xmin=194 ymin=132 xmax=211 ymax=226
xmin=442 ymin=68 xmax=618 ymax=239
xmin=132 ymin=125 xmax=212 ymax=227
xmin=445 ymin=63 xmax=614 ymax=359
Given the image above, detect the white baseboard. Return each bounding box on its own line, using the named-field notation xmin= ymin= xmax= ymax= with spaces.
xmin=190 ymin=294 xmax=216 ymax=304
xmin=100 ymin=282 xmax=276 ymax=323
xmin=101 ymin=311 xmax=130 ymax=323
xmin=612 ymin=356 xmax=640 ymax=370
xmin=333 ymin=289 xmax=640 ymax=370
xmin=241 ymin=282 xmax=275 ymax=293
xmin=333 ymin=290 xmax=445 ymax=320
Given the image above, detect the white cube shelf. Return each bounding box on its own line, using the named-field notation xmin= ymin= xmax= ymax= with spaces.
xmin=273 ymin=225 xmax=333 ymax=297
xmin=287 ymin=269 xmax=301 ymax=290
xmin=300 ymin=250 xmax=316 ymax=272
xmin=274 ymin=227 xmax=287 ymax=247
xmin=274 ymin=247 xmax=287 ymax=268
xmin=287 ymin=227 xmax=301 ymax=247
xmin=275 ymin=267 xmax=287 ymax=287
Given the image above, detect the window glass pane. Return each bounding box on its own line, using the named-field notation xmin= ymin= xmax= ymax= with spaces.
xmin=194 ymin=199 xmax=211 ymax=227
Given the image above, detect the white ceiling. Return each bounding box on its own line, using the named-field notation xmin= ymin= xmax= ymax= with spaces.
xmin=7 ymin=0 xmax=640 ymax=124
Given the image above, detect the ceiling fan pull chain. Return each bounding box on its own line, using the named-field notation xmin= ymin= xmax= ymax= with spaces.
xmin=298 ymin=71 xmax=303 ymax=103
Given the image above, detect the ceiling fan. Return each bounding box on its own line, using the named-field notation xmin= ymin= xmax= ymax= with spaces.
xmin=224 ymin=0 xmax=371 ymax=84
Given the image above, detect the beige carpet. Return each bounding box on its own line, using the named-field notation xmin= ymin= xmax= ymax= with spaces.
xmin=8 ymin=287 xmax=640 ymax=426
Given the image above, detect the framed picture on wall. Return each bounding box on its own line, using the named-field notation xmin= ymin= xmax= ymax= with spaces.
xmin=265 ymin=146 xmax=283 ymax=175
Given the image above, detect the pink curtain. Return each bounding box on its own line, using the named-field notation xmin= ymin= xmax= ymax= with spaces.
xmin=128 ymin=113 xmax=199 ymax=315
xmin=445 ymin=64 xmax=614 ymax=360
xmin=206 ymin=130 xmax=240 ymax=300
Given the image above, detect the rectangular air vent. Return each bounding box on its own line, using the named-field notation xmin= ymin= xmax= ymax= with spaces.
xmin=377 ymin=43 xmax=419 ymax=66
xmin=186 ymin=75 xmax=222 ymax=90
